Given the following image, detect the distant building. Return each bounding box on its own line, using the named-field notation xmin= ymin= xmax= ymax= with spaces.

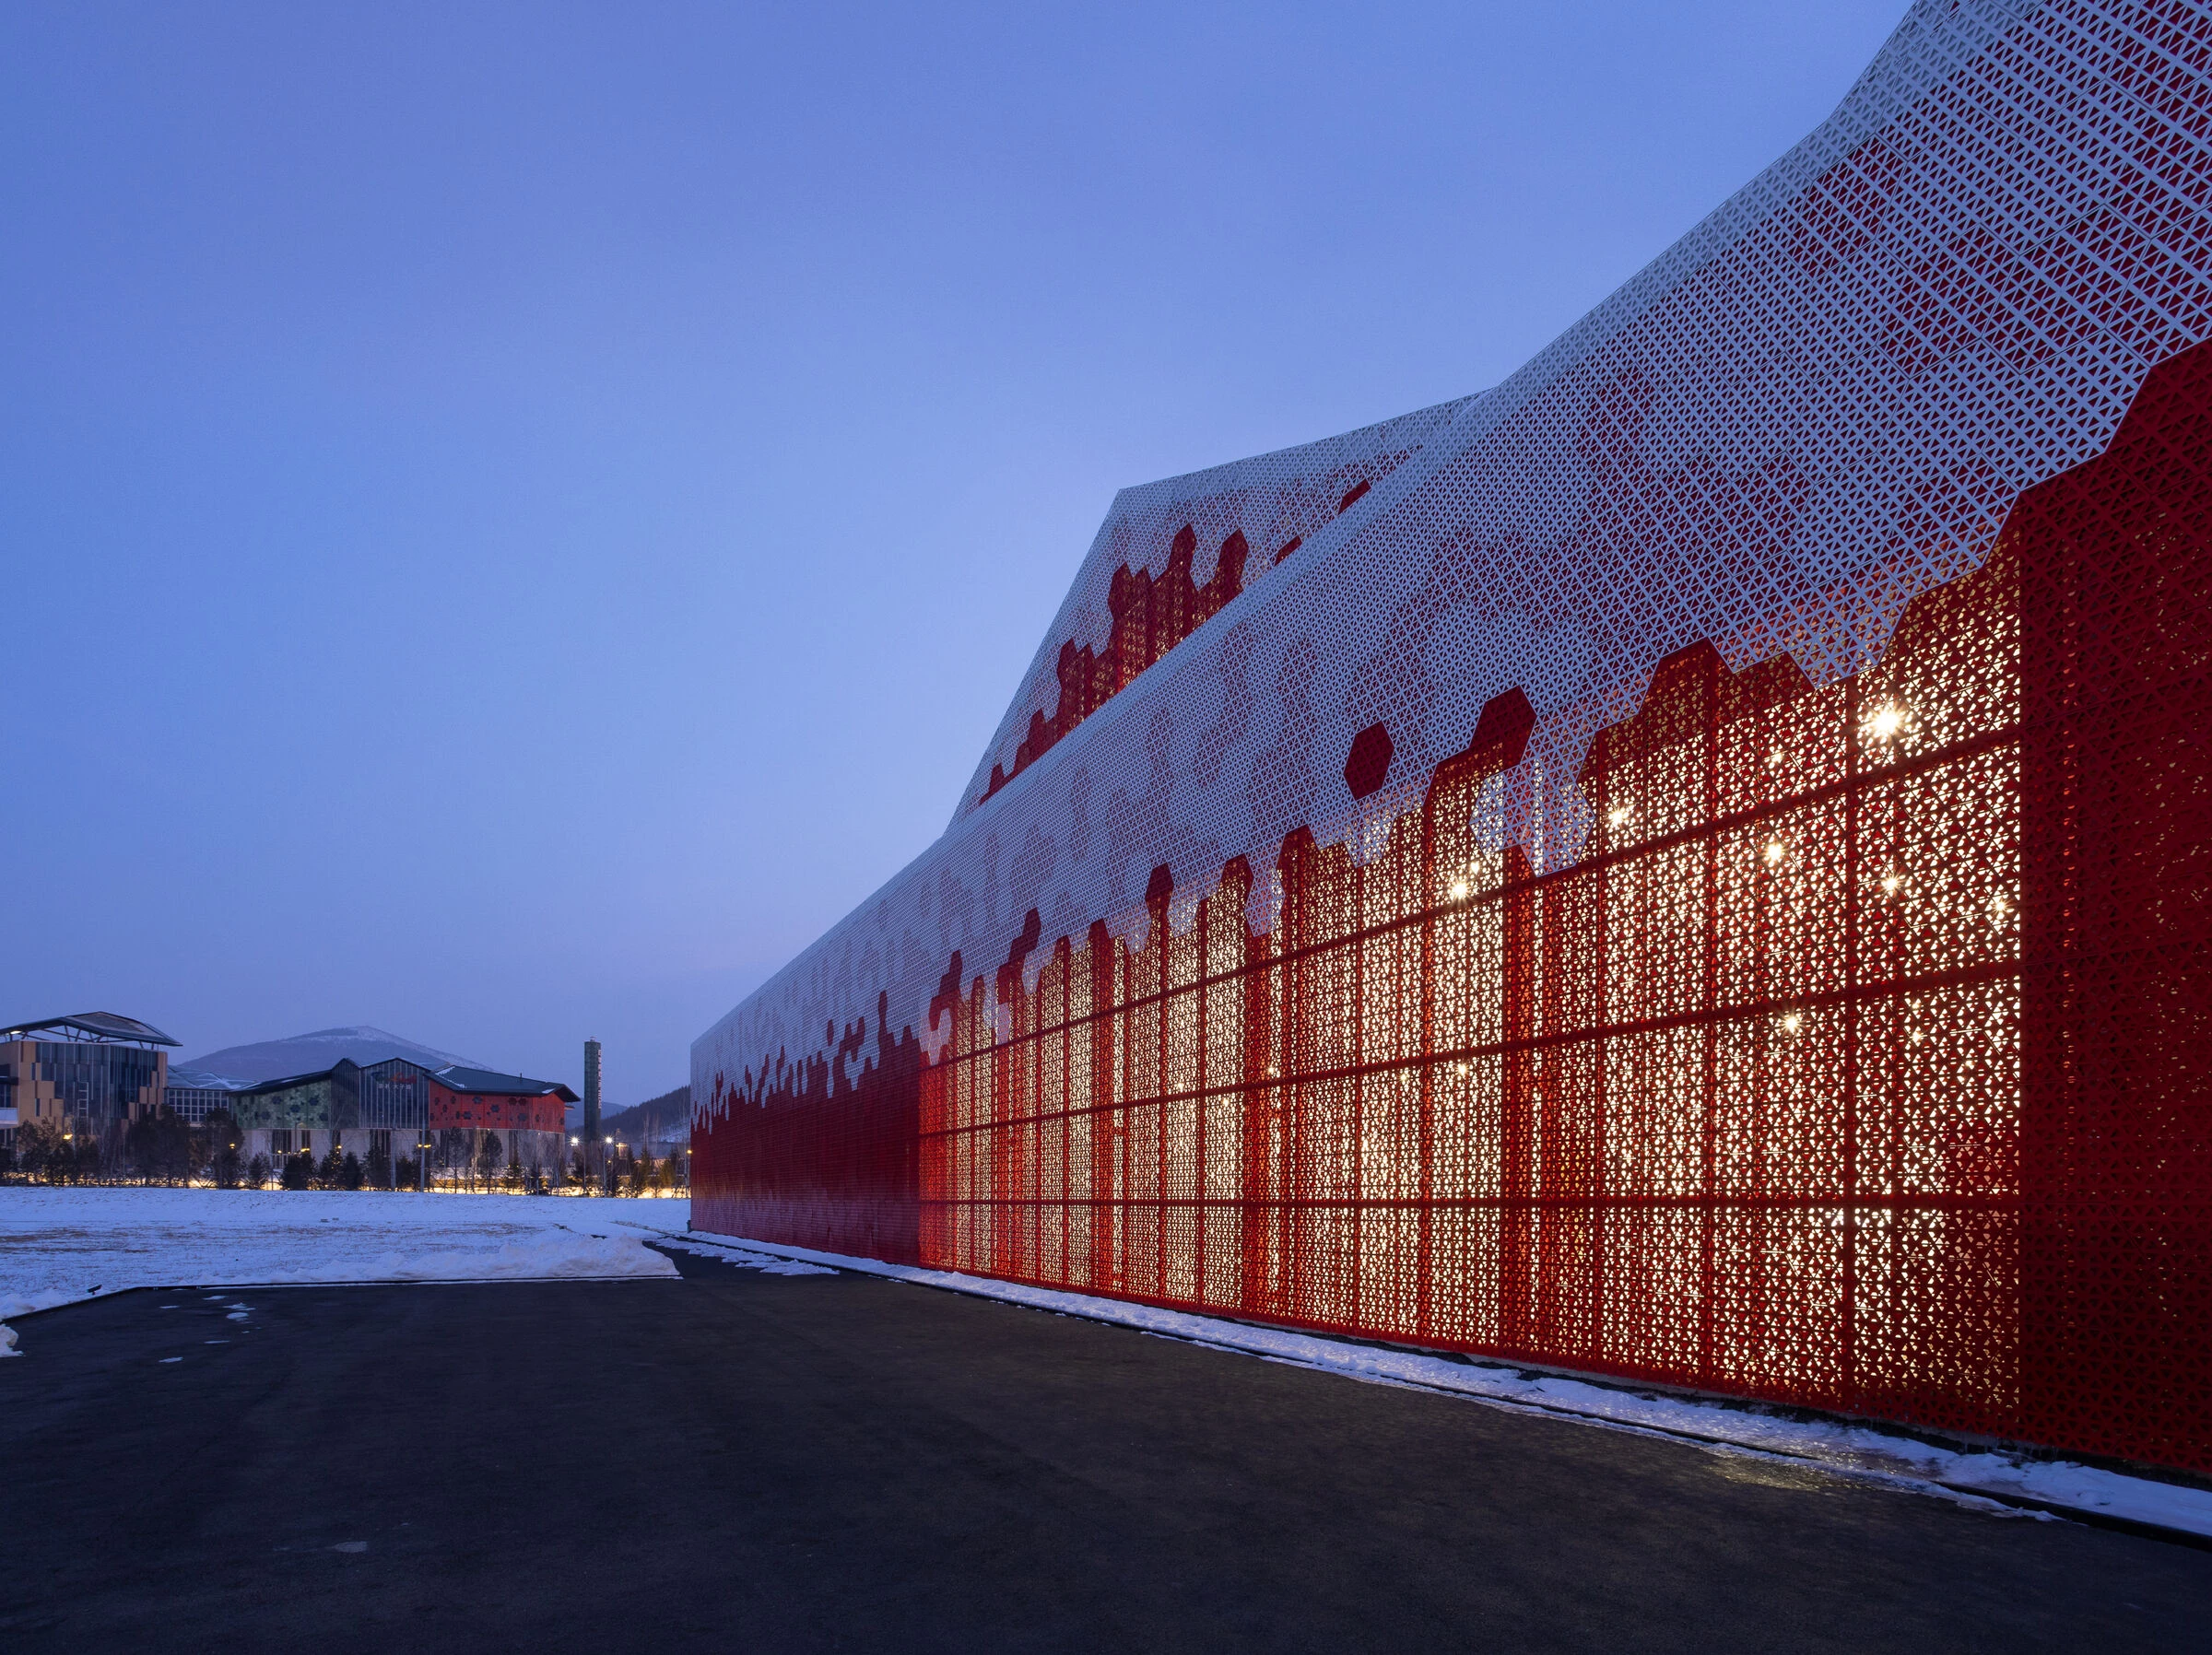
xmin=231 ymin=1055 xmax=442 ymax=1169
xmin=224 ymin=1056 xmax=576 ymax=1180
xmin=0 ymin=1015 xmax=582 ymax=1184
xmin=163 ymin=1067 xmax=253 ymax=1125
xmin=427 ymin=1066 xmax=576 ymax=1174
xmin=0 ymin=1013 xmax=179 ymax=1151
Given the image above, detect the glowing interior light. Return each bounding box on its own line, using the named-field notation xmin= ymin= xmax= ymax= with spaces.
xmin=1863 ymin=704 xmax=1908 ymax=741
xmin=1454 ymin=1062 xmax=1468 ymax=1075
xmin=1607 ymin=805 xmax=1630 ymax=828
xmin=1991 ymin=894 xmax=2010 ymax=918
xmin=1780 ymin=1013 xmax=1803 ymax=1034
xmin=1881 ymin=874 xmax=1901 ymax=896
xmin=1449 ymin=879 xmax=1469 ymax=900
xmin=1764 ymin=840 xmax=1785 ymax=866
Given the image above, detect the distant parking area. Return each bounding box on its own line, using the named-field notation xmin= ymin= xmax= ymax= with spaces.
xmin=1 ymin=1245 xmax=2204 ymax=1653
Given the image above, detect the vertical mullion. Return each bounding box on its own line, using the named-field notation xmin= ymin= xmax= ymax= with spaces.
xmin=1700 ymin=653 xmax=1721 ymax=1389
xmin=1842 ymin=671 xmax=1862 ymax=1410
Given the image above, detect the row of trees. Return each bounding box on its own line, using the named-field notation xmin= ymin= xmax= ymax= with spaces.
xmin=1 ymin=1109 xmax=688 ymax=1196
xmin=568 ymin=1144 xmax=684 ymax=1197
xmin=6 ymin=1111 xmax=247 ymax=1186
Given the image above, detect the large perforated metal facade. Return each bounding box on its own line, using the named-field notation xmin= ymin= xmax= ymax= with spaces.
xmin=695 ymin=0 xmax=2212 ymax=1473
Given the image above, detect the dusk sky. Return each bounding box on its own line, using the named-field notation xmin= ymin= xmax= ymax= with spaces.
xmin=2 ymin=2 xmax=1908 ymax=1103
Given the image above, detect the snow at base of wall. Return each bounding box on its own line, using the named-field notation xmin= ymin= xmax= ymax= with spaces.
xmin=681 ymin=1229 xmax=2212 ymax=1544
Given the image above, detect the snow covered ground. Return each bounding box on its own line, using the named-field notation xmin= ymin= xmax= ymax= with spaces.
xmin=677 ymin=1228 xmax=2212 ymax=1544
xmin=0 ymin=1187 xmax=696 ymax=1326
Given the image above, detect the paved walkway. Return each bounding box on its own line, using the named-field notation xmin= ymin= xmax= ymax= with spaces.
xmin=1 ymin=1246 xmax=2203 ymax=1652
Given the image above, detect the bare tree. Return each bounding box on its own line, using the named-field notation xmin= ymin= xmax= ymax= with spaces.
xmin=474 ymin=1131 xmax=502 ymax=1190
xmin=436 ymin=1128 xmax=470 ymax=1191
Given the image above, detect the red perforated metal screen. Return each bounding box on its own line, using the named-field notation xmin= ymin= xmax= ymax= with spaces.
xmin=697 ymin=343 xmax=2212 ymax=1474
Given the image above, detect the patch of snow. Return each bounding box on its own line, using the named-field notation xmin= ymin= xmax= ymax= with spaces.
xmin=0 ymin=1188 xmax=682 ymax=1316
xmin=657 ymin=1236 xmax=835 ymax=1276
xmin=0 ymin=1324 xmax=16 ymax=1357
xmin=694 ymin=1230 xmax=2212 ymax=1543
xmin=0 ymin=1286 xmax=88 ymax=1320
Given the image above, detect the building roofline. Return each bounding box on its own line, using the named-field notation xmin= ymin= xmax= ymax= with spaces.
xmin=0 ymin=1013 xmax=181 ymax=1047
xmin=237 ymin=1058 xmax=361 ymax=1097
xmin=429 ymin=1065 xmax=582 ymax=1103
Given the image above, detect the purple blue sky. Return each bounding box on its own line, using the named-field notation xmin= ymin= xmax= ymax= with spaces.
xmin=2 ymin=2 xmax=1908 ymax=1102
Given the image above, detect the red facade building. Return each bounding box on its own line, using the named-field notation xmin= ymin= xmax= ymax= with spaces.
xmin=694 ymin=1 xmax=2212 ymax=1476
xmin=428 ymin=1066 xmax=575 ymax=1173
xmin=426 ymin=1067 xmax=572 ymax=1133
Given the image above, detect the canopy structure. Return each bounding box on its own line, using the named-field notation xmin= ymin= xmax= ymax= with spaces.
xmin=0 ymin=1013 xmax=180 ymax=1047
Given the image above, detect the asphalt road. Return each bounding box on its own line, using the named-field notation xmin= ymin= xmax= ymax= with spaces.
xmin=1 ymin=1244 xmax=2204 ymax=1653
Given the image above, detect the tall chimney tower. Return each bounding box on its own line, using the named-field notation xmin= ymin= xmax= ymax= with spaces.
xmin=582 ymin=1039 xmax=602 ymax=1152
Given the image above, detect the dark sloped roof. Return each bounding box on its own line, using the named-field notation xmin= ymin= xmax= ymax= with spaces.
xmin=239 ymin=1058 xmax=360 ymax=1097
xmin=432 ymin=1065 xmax=581 ymax=1103
xmin=1 ymin=1012 xmax=180 ymax=1046
xmin=236 ymin=1056 xmax=453 ymax=1097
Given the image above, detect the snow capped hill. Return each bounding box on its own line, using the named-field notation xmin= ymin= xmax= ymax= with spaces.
xmin=179 ymin=1026 xmax=483 ymax=1086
